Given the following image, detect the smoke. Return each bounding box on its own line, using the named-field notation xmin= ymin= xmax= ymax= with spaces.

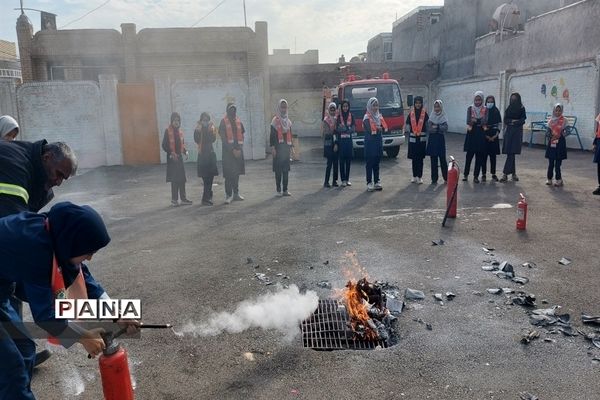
xmin=175 ymin=285 xmax=318 ymax=339
xmin=59 ymin=364 xmax=86 ymax=397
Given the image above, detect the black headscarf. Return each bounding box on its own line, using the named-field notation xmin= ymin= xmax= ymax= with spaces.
xmin=340 ymin=99 xmax=351 ymax=120
xmin=505 ymin=92 xmax=524 ymax=120
xmin=170 ymin=112 xmax=181 ymax=125
xmin=485 ymin=95 xmax=502 ymax=125
xmin=47 ymin=202 xmax=110 ymax=285
xmin=413 ymin=96 xmax=424 ymax=119
xmin=226 ymin=103 xmax=237 ymax=119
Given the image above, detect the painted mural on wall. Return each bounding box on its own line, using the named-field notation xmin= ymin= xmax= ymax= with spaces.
xmin=540 ymin=77 xmax=571 ymax=107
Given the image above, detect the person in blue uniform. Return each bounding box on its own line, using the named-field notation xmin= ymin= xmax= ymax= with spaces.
xmin=322 ymin=102 xmax=339 ymax=188
xmin=0 ymin=202 xmax=139 ymax=400
xmin=464 ymin=91 xmax=487 ymax=183
xmin=594 ymin=113 xmax=600 ymax=195
xmin=270 ymin=99 xmax=293 ymax=196
xmin=481 ymin=95 xmax=502 ymax=182
xmin=336 ymin=99 xmax=354 ymax=187
xmin=363 ymin=97 xmax=387 ymax=192
xmin=406 ymin=96 xmax=428 ymax=184
xmin=545 ymin=103 xmax=568 ymax=187
xmin=426 ymin=100 xmax=448 ymax=184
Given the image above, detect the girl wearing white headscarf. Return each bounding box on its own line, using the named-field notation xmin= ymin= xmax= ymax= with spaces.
xmin=363 ymin=97 xmax=387 ymax=191
xmin=322 ymin=102 xmax=339 ymax=187
xmin=545 ymin=103 xmax=568 ymax=186
xmin=0 ymin=115 xmax=19 ymax=141
xmin=426 ymin=100 xmax=448 ymax=184
xmin=463 ymin=91 xmax=488 ymax=183
xmin=270 ymin=99 xmax=293 ymax=196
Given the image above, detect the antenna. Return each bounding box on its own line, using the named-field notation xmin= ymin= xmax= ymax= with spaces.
xmin=243 ymin=0 xmax=247 ymax=27
xmin=20 ymin=0 xmax=24 ymax=14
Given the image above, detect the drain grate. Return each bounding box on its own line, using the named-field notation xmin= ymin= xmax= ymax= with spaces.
xmin=301 ymin=299 xmax=388 ymax=350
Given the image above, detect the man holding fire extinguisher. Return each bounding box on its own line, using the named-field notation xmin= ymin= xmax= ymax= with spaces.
xmin=0 ymin=202 xmax=139 ymax=400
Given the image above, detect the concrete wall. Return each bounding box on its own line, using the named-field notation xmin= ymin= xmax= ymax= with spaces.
xmin=475 ymin=0 xmax=600 ymax=76
xmin=392 ymin=9 xmax=442 ymax=63
xmin=367 ymin=33 xmax=392 ymax=63
xmin=0 ymin=79 xmax=18 ymax=117
xmin=269 ymin=49 xmax=319 ymax=66
xmin=15 ymin=77 xmax=123 ymax=168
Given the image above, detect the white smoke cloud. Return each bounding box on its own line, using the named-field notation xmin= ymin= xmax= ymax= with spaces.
xmin=175 ymin=285 xmax=318 ymax=339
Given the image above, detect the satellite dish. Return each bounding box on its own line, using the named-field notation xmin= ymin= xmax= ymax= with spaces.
xmin=493 ymin=3 xmax=521 ymax=33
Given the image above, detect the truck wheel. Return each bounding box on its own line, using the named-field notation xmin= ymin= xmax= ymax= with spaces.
xmin=386 ymin=146 xmax=400 ymax=158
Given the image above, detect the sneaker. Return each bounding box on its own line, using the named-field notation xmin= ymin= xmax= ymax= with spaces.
xmin=545 ymin=179 xmax=552 ymax=185
xmin=201 ymin=200 xmax=213 ymax=206
xmin=473 ymin=177 xmax=480 ymax=183
xmin=180 ymin=199 xmax=193 ymax=205
xmin=367 ymin=182 xmax=375 ymax=192
xmin=34 ymin=350 xmax=52 ymax=368
xmin=276 ymin=191 xmax=283 ymax=197
xmin=491 ymin=175 xmax=499 ymax=182
xmin=462 ymin=175 xmax=468 ymax=181
xmin=593 ymin=187 xmax=600 ymax=195
xmin=341 ymin=181 xmax=347 ymax=187
xmin=324 ymin=182 xmax=331 ymax=188
xmin=417 ymin=178 xmax=423 ymax=184
xmin=431 ymin=181 xmax=438 ymax=185
xmin=411 ymin=177 xmax=417 ymax=183
xmin=171 ymin=200 xmax=179 ymax=207
xmin=332 ymin=181 xmax=339 ymax=187
xmin=225 ymin=196 xmax=233 ymax=204
xmin=512 ymin=174 xmax=519 ymax=182
xmin=346 ymin=181 xmax=352 ymax=186
xmin=499 ymin=174 xmax=508 ymax=183
xmin=481 ymin=175 xmax=487 ymax=182
xmin=233 ymin=193 xmax=245 ymax=201
xmin=554 ymin=179 xmax=563 ymax=187
xmin=282 ymin=191 xmax=291 ymax=197
xmin=374 ymin=181 xmax=383 ymax=190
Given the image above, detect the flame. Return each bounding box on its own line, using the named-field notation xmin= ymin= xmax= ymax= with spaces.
xmin=343 ymin=279 xmax=379 ymax=340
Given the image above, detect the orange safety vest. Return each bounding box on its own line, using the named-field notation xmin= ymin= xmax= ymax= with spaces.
xmin=548 ymin=116 xmax=566 ymax=144
xmin=223 ymin=116 xmax=244 ymax=144
xmin=324 ymin=114 xmax=336 ymax=131
xmin=409 ymin=109 xmax=426 ymax=136
xmin=365 ymin=113 xmax=388 ymax=135
xmin=167 ymin=126 xmax=186 ymax=155
xmin=595 ymin=114 xmax=600 ymax=139
xmin=338 ymin=112 xmax=352 ymax=129
xmin=470 ymin=106 xmax=487 ymax=123
xmin=273 ymin=117 xmax=292 ymax=145
xmin=47 ymin=220 xmax=88 ymax=345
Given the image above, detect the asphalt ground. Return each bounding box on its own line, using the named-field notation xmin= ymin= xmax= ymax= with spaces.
xmin=28 ymin=133 xmax=600 ymax=400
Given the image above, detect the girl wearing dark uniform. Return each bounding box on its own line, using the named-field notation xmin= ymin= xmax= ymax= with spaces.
xmin=194 ymin=112 xmax=218 ymax=206
xmin=482 ymin=95 xmax=502 ymax=182
xmin=426 ymin=100 xmax=448 ymax=184
xmin=406 ymin=96 xmax=428 ymax=184
xmin=336 ymin=99 xmax=355 ymax=187
xmin=270 ymin=99 xmax=293 ymax=197
xmin=162 ymin=112 xmax=191 ymax=206
xmin=363 ymin=97 xmax=386 ymax=192
xmin=500 ymin=93 xmax=526 ymax=182
xmin=593 ymin=113 xmax=600 ymax=195
xmin=219 ymin=103 xmax=246 ymax=204
xmin=322 ymin=102 xmax=339 ymax=188
xmin=464 ymin=91 xmax=487 ymax=183
xmin=545 ymin=103 xmax=568 ymax=187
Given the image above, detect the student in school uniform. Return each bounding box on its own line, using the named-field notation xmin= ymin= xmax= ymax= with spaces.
xmin=322 ymin=102 xmax=339 ymax=188
xmin=336 ymin=99 xmax=355 ymax=187
xmin=270 ymin=99 xmax=293 ymax=197
xmin=593 ymin=113 xmax=600 ymax=195
xmin=406 ymin=96 xmax=428 ymax=184
xmin=426 ymin=100 xmax=448 ymax=184
xmin=363 ymin=97 xmax=387 ymax=192
xmin=545 ymin=103 xmax=569 ymax=187
xmin=481 ymin=95 xmax=502 ymax=182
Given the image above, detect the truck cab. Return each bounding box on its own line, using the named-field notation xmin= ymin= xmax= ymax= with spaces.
xmin=338 ymin=75 xmax=405 ymax=158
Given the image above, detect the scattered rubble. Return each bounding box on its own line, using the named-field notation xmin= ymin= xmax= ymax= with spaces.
xmin=521 ymin=329 xmax=540 ymax=344
xmin=582 ymin=313 xmax=600 ymax=325
xmin=519 ymin=392 xmax=539 ymax=400
xmin=445 ymin=292 xmax=456 ymax=300
xmin=487 ymin=288 xmax=502 ymax=295
xmin=558 ymin=257 xmax=572 ymax=266
xmin=404 ymin=288 xmax=425 ymax=301
xmin=431 ymin=239 xmax=445 ymax=246
xmin=316 ymin=281 xmax=332 ymax=289
xmin=254 ymin=273 xmax=272 ymax=285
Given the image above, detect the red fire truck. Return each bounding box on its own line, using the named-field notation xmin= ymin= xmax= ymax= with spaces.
xmin=336 ymin=73 xmax=406 ymax=158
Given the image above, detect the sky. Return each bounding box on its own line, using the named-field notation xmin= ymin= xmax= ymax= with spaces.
xmin=0 ymin=0 xmax=444 ymax=63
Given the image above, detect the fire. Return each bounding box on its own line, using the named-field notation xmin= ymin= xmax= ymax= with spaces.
xmin=343 ymin=278 xmax=379 ymax=340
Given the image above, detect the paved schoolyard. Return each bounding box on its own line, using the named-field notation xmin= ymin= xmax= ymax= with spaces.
xmin=31 ymin=134 xmax=600 ymax=400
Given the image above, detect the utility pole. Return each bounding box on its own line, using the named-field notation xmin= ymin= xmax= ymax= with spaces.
xmin=20 ymin=0 xmax=24 ymax=14
xmin=243 ymin=0 xmax=247 ymax=27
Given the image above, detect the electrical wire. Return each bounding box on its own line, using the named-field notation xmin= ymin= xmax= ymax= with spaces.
xmin=190 ymin=0 xmax=227 ymax=27
xmin=59 ymin=0 xmax=111 ymax=29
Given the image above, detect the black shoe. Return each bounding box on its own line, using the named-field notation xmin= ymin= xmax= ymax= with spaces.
xmin=462 ymin=175 xmax=468 ymax=181
xmin=431 ymin=181 xmax=438 ymax=185
xmin=332 ymin=181 xmax=339 ymax=187
xmin=324 ymin=183 xmax=331 ymax=188
xmin=34 ymin=349 xmax=52 ymax=367
xmin=492 ymin=175 xmax=499 ymax=182
xmin=593 ymin=187 xmax=600 ymax=195
xmin=201 ymin=200 xmax=213 ymax=206
xmin=473 ymin=177 xmax=480 ymax=183
xmin=481 ymin=175 xmax=487 ymax=182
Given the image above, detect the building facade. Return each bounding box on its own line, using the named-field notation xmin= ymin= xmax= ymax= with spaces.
xmin=367 ymin=33 xmax=393 ymax=63
xmin=269 ymin=49 xmax=318 ymax=66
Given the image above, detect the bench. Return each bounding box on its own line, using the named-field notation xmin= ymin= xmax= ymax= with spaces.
xmin=528 ymin=114 xmax=584 ymax=151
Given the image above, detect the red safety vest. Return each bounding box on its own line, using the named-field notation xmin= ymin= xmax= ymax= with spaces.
xmin=409 ymin=109 xmax=426 ymax=136
xmin=324 ymin=114 xmax=336 ymax=131
xmin=548 ymin=116 xmax=566 ymax=143
xmin=338 ymin=112 xmax=352 ymax=129
xmin=273 ymin=117 xmax=292 ymax=145
xmin=223 ymin=116 xmax=244 ymax=144
xmin=470 ymin=106 xmax=487 ymax=122
xmin=167 ymin=126 xmax=186 ymax=154
xmin=365 ymin=113 xmax=388 ymax=135
xmin=595 ymin=114 xmax=600 ymax=139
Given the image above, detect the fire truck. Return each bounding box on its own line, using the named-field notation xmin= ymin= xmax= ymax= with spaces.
xmin=325 ymin=73 xmax=405 ymax=158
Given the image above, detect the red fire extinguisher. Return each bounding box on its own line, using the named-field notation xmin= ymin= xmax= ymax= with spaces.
xmin=98 ymin=330 xmax=134 ymax=400
xmin=516 ymin=193 xmax=528 ymax=231
xmin=443 ymin=156 xmax=460 ymax=226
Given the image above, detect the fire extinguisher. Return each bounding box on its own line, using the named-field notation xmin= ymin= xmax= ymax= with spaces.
xmin=516 ymin=193 xmax=528 ymax=231
xmin=98 ymin=330 xmax=134 ymax=400
xmin=443 ymin=156 xmax=460 ymax=226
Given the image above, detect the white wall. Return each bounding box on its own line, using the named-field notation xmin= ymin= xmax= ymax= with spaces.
xmin=436 ymin=77 xmax=500 ymax=133
xmin=508 ymin=62 xmax=599 ymax=148
xmin=270 ymin=89 xmax=322 ymax=137
xmin=16 ymin=79 xmax=122 ymax=169
xmin=0 ymin=79 xmax=18 ymax=117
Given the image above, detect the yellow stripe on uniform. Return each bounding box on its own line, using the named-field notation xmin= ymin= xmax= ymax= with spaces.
xmin=0 ymin=183 xmax=29 ymax=203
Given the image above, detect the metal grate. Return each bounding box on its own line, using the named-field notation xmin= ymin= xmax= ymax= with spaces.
xmin=301 ymin=299 xmax=388 ymax=350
